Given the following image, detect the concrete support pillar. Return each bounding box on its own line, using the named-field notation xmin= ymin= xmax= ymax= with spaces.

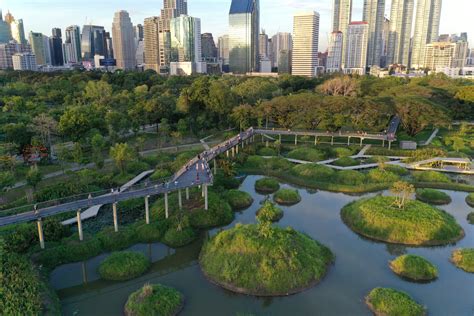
xmin=266 ymin=141 xmax=269 ymax=148
xmin=81 ymin=262 xmax=88 ymax=284
xmin=232 ymin=147 xmax=235 ymax=157
xmin=164 ymin=192 xmax=169 ymax=219
xmin=178 ymin=189 xmax=183 ymax=209
xmin=236 ymin=144 xmax=239 ymax=154
xmin=295 ymin=135 xmax=298 ymax=146
xmin=214 ymin=159 xmax=217 ymax=175
xmin=77 ymin=210 xmax=83 ymax=241
xmin=186 ymin=187 xmax=190 ymax=200
xmin=331 ymin=136 xmax=334 ymax=146
xmin=112 ymin=203 xmax=118 ymax=232
xmin=347 ymin=137 xmax=351 ymax=146
xmin=279 ymin=134 xmax=282 ymax=142
xmin=360 ymin=138 xmax=364 ymax=147
xmin=226 ymin=150 xmax=229 ymax=158
xmin=382 ymin=139 xmax=385 ymax=147
xmin=145 ymin=196 xmax=150 ymax=224
xmin=242 ymin=141 xmax=244 ymax=149
xmin=315 ymin=136 xmax=318 ymax=145
xmin=388 ymin=141 xmax=392 ymax=150
xmin=37 ymin=218 xmax=45 ymax=249
xmin=204 ymin=185 xmax=208 ymax=210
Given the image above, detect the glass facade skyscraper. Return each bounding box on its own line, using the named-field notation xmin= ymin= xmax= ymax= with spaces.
xmin=64 ymin=25 xmax=81 ymax=64
xmin=170 ymin=15 xmax=201 ymax=63
xmin=228 ymin=0 xmax=259 ymax=74
xmin=81 ymin=25 xmax=107 ymax=61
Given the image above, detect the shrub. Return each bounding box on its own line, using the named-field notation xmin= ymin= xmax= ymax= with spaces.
xmin=135 ymin=221 xmax=169 ymax=243
xmin=390 ymin=255 xmax=438 ymax=281
xmin=124 ymin=283 xmax=184 ymax=316
xmin=341 ymin=196 xmax=464 ymax=246
xmin=199 ymin=224 xmax=334 ymax=296
xmin=366 ymin=288 xmax=426 ymax=316
xmin=223 ymin=190 xmax=254 ymax=210
xmin=413 ymin=171 xmax=451 ymax=183
xmin=256 ymin=201 xmax=283 ymax=222
xmin=243 ymin=155 xmax=266 ymax=169
xmin=416 ymin=189 xmax=452 ymax=205
xmin=213 ymin=174 xmax=240 ymax=190
xmin=265 ymin=157 xmax=293 ymax=171
xmin=273 ymin=188 xmax=301 ymax=205
xmin=162 ymin=227 xmax=197 ymax=248
xmin=385 ymin=164 xmax=410 ymax=176
xmin=255 ymin=177 xmax=280 ymax=193
xmin=150 ymin=169 xmax=172 ymax=181
xmin=333 ymin=157 xmax=360 ymax=167
xmin=367 ymin=169 xmax=400 ymax=183
xmin=257 ymin=147 xmax=277 ymax=156
xmin=191 ymin=198 xmax=234 ymax=229
xmin=451 ymin=248 xmax=474 ymax=273
xmin=291 ymin=164 xmax=335 ymax=181
xmin=335 ymin=170 xmax=366 ymax=186
xmin=98 ymin=251 xmax=150 ymax=281
xmin=466 ymin=193 xmax=474 ymax=207
xmin=331 ymin=147 xmax=353 ymax=158
xmin=126 ymin=161 xmax=151 ymax=174
xmin=97 ymin=227 xmax=138 ymax=252
xmin=468 ymin=213 xmax=474 ymax=225
xmin=288 ymin=147 xmax=325 ymax=162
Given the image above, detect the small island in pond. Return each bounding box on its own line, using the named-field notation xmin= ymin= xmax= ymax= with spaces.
xmin=255 ymin=177 xmax=280 ymax=194
xmin=199 ymin=223 xmax=334 ymax=296
xmin=256 ymin=200 xmax=284 ymax=222
xmin=99 ymin=251 xmax=150 ymax=281
xmin=273 ymin=188 xmax=301 ymax=206
xmin=415 ymin=188 xmax=452 ymax=205
xmin=390 ymin=255 xmax=438 ymax=282
xmin=451 ymin=248 xmax=474 ymax=273
xmin=341 ymin=196 xmax=464 ymax=246
xmin=125 ymin=283 xmax=184 ymax=316
xmin=366 ymin=287 xmax=426 ymax=316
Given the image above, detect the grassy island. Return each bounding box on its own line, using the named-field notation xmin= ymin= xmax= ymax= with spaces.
xmin=287 ymin=147 xmax=325 ymax=162
xmin=124 ymin=284 xmax=184 ymax=316
xmin=223 ymin=190 xmax=254 ymax=210
xmin=255 ymin=177 xmax=280 ymax=194
xmin=467 ymin=193 xmax=474 ymax=207
xmin=273 ymin=188 xmax=301 ymax=206
xmin=98 ymin=251 xmax=150 ymax=281
xmin=451 ymin=248 xmax=474 ymax=273
xmin=468 ymin=213 xmax=474 ymax=225
xmin=162 ymin=226 xmax=197 ymax=248
xmin=341 ymin=196 xmax=464 ymax=246
xmin=256 ymin=201 xmax=284 ymax=222
xmin=390 ymin=255 xmax=438 ymax=281
xmin=199 ymin=224 xmax=334 ymax=296
xmin=366 ymin=288 xmax=426 ymax=316
xmin=416 ymin=189 xmax=452 ymax=205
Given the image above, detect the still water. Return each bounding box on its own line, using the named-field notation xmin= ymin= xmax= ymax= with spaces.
xmin=53 ymin=176 xmax=474 ymax=316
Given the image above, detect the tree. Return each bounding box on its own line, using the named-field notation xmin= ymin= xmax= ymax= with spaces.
xmin=273 ymin=140 xmax=282 ymax=156
xmin=71 ymin=142 xmax=83 ymax=164
xmin=318 ymin=76 xmax=359 ymax=96
xmin=231 ymin=104 xmax=254 ymax=130
xmin=109 ymin=143 xmax=135 ymax=174
xmin=26 ymin=165 xmax=42 ymax=190
xmin=30 ymin=114 xmax=58 ymax=155
xmin=91 ymin=134 xmax=106 ymax=168
xmin=159 ymin=118 xmax=171 ymax=146
xmin=390 ymin=181 xmax=415 ymax=209
xmin=0 ymin=171 xmax=15 ymax=191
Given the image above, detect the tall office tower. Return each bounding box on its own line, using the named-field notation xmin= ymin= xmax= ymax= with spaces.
xmin=379 ymin=17 xmax=390 ymax=67
xmin=201 ymin=33 xmax=218 ymax=61
xmin=170 ymin=15 xmax=201 ymax=62
xmin=292 ymin=11 xmax=319 ymax=77
xmin=228 ymin=0 xmax=260 ymax=74
xmin=411 ymin=0 xmax=442 ymax=69
xmin=271 ymin=32 xmax=292 ymax=73
xmin=0 ymin=10 xmax=11 ymax=43
xmin=12 ymin=52 xmax=37 ymax=71
xmin=63 ymin=26 xmax=81 ymax=64
xmin=161 ymin=0 xmax=188 ymax=31
xmin=0 ymin=41 xmax=17 ymax=69
xmin=363 ymin=0 xmax=385 ymax=67
xmin=345 ymin=22 xmax=369 ymax=74
xmin=50 ymin=28 xmax=64 ymax=66
xmin=135 ymin=24 xmax=144 ymax=41
xmin=387 ymin=0 xmax=414 ymax=66
xmin=424 ymin=41 xmax=468 ymax=71
xmin=29 ymin=32 xmax=51 ymax=66
xmin=332 ymin=0 xmax=352 ymax=68
xmin=104 ymin=32 xmax=113 ymax=58
xmin=11 ymin=19 xmax=26 ymax=45
xmin=81 ymin=25 xmax=107 ymax=61
xmin=259 ymin=31 xmax=269 ymax=59
xmin=112 ymin=10 xmax=136 ymax=70
xmin=327 ymin=31 xmax=343 ymax=72
xmin=460 ymin=32 xmax=468 ymax=42
xmin=136 ymin=40 xmax=145 ymax=66
xmin=144 ymin=17 xmax=160 ymax=72
xmin=218 ymin=34 xmax=230 ymax=66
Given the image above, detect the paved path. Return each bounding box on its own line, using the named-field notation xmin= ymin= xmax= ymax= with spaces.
xmin=420 ymin=128 xmax=439 ymax=146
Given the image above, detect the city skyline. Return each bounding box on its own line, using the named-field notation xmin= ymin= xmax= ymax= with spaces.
xmin=1 ymin=0 xmax=472 ymax=51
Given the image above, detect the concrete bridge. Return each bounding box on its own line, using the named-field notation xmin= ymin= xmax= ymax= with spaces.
xmin=0 ymin=119 xmax=400 ymax=249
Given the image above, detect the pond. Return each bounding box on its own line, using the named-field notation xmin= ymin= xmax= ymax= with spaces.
xmin=54 ymin=175 xmax=474 ymax=316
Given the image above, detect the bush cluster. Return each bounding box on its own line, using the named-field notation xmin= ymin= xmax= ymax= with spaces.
xmin=273 ymin=188 xmax=301 ymax=205
xmin=255 ymin=177 xmax=280 ymax=194
xmin=98 ymin=251 xmax=150 ymax=281
xmin=256 ymin=200 xmax=284 ymax=222
xmin=366 ymin=288 xmax=426 ymax=316
xmin=124 ymin=284 xmax=184 ymax=316
xmin=223 ymin=190 xmax=254 ymax=210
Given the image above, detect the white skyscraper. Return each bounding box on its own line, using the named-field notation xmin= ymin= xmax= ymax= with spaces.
xmin=112 ymin=10 xmax=136 ymax=70
xmin=63 ymin=25 xmax=81 ymax=64
xmin=363 ymin=0 xmax=385 ymax=67
xmin=271 ymin=32 xmax=292 ymax=73
xmin=345 ymin=22 xmax=369 ymax=75
xmin=424 ymin=41 xmax=469 ymax=71
xmin=327 ymin=31 xmax=344 ymax=72
xmin=387 ymin=0 xmax=414 ymax=66
xmin=12 ymin=52 xmax=37 ymax=71
xmin=332 ymin=0 xmax=352 ymax=68
xmin=411 ymin=0 xmax=442 ymax=69
xmin=292 ymin=11 xmax=320 ymax=77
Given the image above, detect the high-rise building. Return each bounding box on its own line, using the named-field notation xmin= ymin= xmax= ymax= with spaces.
xmin=423 ymin=41 xmax=469 ymax=71
xmin=135 ymin=24 xmax=144 ymax=41
xmin=332 ymin=0 xmax=352 ymax=68
xmin=11 ymin=19 xmax=26 ymax=45
xmin=63 ymin=25 xmax=81 ymax=64
xmin=105 ymin=32 xmax=113 ymax=58
xmin=12 ymin=52 xmax=37 ymax=71
xmin=327 ymin=31 xmax=344 ymax=72
xmin=201 ymin=33 xmax=218 ymax=62
xmin=4 ymin=11 xmax=14 ymax=24
xmin=363 ymin=0 xmax=385 ymax=67
xmin=112 ymin=10 xmax=136 ymax=70
xmin=411 ymin=0 xmax=442 ymax=69
xmin=0 ymin=10 xmax=11 ymax=43
xmin=170 ymin=15 xmax=201 ymax=63
xmin=345 ymin=22 xmax=369 ymax=74
xmin=81 ymin=25 xmax=107 ymax=61
xmin=292 ymin=11 xmax=319 ymax=77
xmin=0 ymin=41 xmax=17 ymax=69
xmin=29 ymin=32 xmax=51 ymax=66
xmin=271 ymin=32 xmax=292 ymax=73
xmin=228 ymin=0 xmax=260 ymax=74
xmin=218 ymin=35 xmax=230 ymax=66
xmin=380 ymin=17 xmax=390 ymax=67
xmin=50 ymin=28 xmax=64 ymax=66
xmin=144 ymin=16 xmax=160 ymax=72
xmin=387 ymin=0 xmax=414 ymax=66
xmin=259 ymin=31 xmax=269 ymax=59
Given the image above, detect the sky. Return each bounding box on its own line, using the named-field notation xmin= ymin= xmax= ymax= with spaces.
xmin=1 ymin=0 xmax=472 ymax=51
